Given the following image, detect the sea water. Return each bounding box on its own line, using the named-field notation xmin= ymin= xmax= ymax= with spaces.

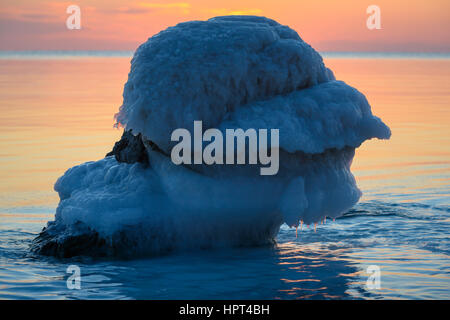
xmin=0 ymin=53 xmax=448 ymax=299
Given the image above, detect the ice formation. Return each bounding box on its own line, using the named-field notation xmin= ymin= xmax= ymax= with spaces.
xmin=32 ymin=16 xmax=390 ymax=258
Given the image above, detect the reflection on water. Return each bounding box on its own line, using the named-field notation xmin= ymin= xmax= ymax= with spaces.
xmin=1 ymin=204 xmax=448 ymax=300
xmin=0 ymin=56 xmax=449 ymax=299
xmin=0 ymin=227 xmax=364 ymax=300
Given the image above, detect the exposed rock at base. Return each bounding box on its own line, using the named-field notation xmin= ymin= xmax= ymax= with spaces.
xmin=30 ymin=221 xmax=111 ymax=258
xmin=106 ymin=130 xmax=148 ymax=165
xmin=30 ymin=221 xmax=167 ymax=258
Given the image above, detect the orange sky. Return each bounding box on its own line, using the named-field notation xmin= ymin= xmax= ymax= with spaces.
xmin=0 ymin=0 xmax=449 ymax=52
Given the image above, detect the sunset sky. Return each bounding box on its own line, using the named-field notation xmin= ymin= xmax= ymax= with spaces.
xmin=0 ymin=0 xmax=449 ymax=52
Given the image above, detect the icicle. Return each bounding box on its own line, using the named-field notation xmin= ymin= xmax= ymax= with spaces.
xmin=300 ymin=220 xmax=303 ymax=230
xmin=295 ymin=226 xmax=298 ymax=238
xmin=324 ymin=217 xmax=327 ymax=224
xmin=314 ymin=223 xmax=317 ymax=232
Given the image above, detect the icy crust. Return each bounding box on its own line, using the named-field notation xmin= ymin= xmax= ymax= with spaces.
xmin=115 ymin=16 xmax=334 ymax=154
xmin=33 ymin=146 xmax=358 ymax=257
xmin=34 ymin=156 xmax=283 ymax=257
xmin=221 ymin=81 xmax=391 ymax=154
xmin=53 ymin=158 xmax=162 ymax=236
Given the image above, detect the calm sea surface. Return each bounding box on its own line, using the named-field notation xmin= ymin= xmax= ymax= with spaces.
xmin=0 ymin=54 xmax=449 ymax=299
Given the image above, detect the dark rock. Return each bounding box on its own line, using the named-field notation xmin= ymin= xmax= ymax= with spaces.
xmin=30 ymin=221 xmax=111 ymax=258
xmin=106 ymin=130 xmax=149 ymax=165
xmin=30 ymin=220 xmax=175 ymax=258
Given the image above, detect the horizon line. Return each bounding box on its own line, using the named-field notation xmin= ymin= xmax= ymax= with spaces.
xmin=0 ymin=50 xmax=449 ymax=60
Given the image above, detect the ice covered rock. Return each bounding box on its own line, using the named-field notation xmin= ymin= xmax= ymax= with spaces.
xmin=32 ymin=16 xmax=390 ymax=258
